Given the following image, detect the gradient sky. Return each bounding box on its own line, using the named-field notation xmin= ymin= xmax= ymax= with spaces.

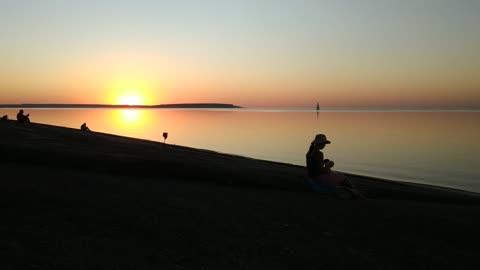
xmin=1 ymin=0 xmax=479 ymax=107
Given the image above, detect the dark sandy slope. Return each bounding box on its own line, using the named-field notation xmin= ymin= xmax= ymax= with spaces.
xmin=1 ymin=120 xmax=480 ymax=269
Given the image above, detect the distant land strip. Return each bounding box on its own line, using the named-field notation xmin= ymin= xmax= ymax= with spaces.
xmin=0 ymin=103 xmax=242 ymax=109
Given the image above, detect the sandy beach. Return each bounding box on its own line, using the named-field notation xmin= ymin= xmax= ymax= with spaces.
xmin=1 ymin=119 xmax=480 ymax=269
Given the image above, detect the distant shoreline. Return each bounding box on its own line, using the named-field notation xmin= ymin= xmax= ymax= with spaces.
xmin=1 ymin=104 xmax=479 ymax=111
xmin=0 ymin=103 xmax=242 ymax=109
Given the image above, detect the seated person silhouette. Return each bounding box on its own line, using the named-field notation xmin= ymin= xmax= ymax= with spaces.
xmin=306 ymin=134 xmax=359 ymax=197
xmin=1 ymin=115 xmax=7 ymax=120
xmin=16 ymin=110 xmax=30 ymax=124
xmin=80 ymin=123 xmax=91 ymax=131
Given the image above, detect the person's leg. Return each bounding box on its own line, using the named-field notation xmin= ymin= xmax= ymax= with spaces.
xmin=337 ymin=175 xmax=365 ymax=198
xmin=325 ymin=172 xmax=347 ymax=187
xmin=329 ymin=172 xmax=355 ymax=188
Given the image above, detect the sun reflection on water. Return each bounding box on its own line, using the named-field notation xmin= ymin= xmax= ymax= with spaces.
xmin=114 ymin=109 xmax=145 ymax=128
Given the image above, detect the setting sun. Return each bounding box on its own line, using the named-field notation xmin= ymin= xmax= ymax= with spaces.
xmin=118 ymin=95 xmax=142 ymax=106
xmin=107 ymin=78 xmax=156 ymax=105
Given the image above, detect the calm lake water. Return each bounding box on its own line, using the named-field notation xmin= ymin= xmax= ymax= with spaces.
xmin=2 ymin=108 xmax=479 ymax=193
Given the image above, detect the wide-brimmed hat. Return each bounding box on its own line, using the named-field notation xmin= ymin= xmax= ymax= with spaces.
xmin=312 ymin=134 xmax=331 ymax=144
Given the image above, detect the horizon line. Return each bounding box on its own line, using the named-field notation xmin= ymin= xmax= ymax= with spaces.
xmin=0 ymin=103 xmax=479 ymax=111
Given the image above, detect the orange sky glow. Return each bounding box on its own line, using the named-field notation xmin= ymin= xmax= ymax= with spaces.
xmin=1 ymin=1 xmax=479 ymax=108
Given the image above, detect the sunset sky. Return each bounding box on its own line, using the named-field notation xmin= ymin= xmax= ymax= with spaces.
xmin=1 ymin=0 xmax=479 ymax=108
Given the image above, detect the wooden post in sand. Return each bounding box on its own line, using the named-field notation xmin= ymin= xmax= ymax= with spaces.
xmin=163 ymin=132 xmax=168 ymax=143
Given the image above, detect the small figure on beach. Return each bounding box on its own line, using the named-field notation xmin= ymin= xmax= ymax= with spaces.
xmin=80 ymin=123 xmax=91 ymax=131
xmin=16 ymin=110 xmax=30 ymax=124
xmin=306 ymin=134 xmax=357 ymax=195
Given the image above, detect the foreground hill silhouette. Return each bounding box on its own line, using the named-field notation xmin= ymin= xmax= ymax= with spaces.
xmin=1 ymin=120 xmax=480 ymax=269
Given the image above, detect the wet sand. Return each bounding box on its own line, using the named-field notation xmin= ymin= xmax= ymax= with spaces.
xmin=1 ymin=119 xmax=480 ymax=269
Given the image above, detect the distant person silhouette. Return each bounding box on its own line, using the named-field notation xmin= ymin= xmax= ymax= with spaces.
xmin=16 ymin=110 xmax=30 ymax=124
xmin=306 ymin=134 xmax=359 ymax=197
xmin=80 ymin=123 xmax=91 ymax=131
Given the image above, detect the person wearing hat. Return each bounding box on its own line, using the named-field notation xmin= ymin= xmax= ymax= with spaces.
xmin=306 ymin=134 xmax=353 ymax=189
